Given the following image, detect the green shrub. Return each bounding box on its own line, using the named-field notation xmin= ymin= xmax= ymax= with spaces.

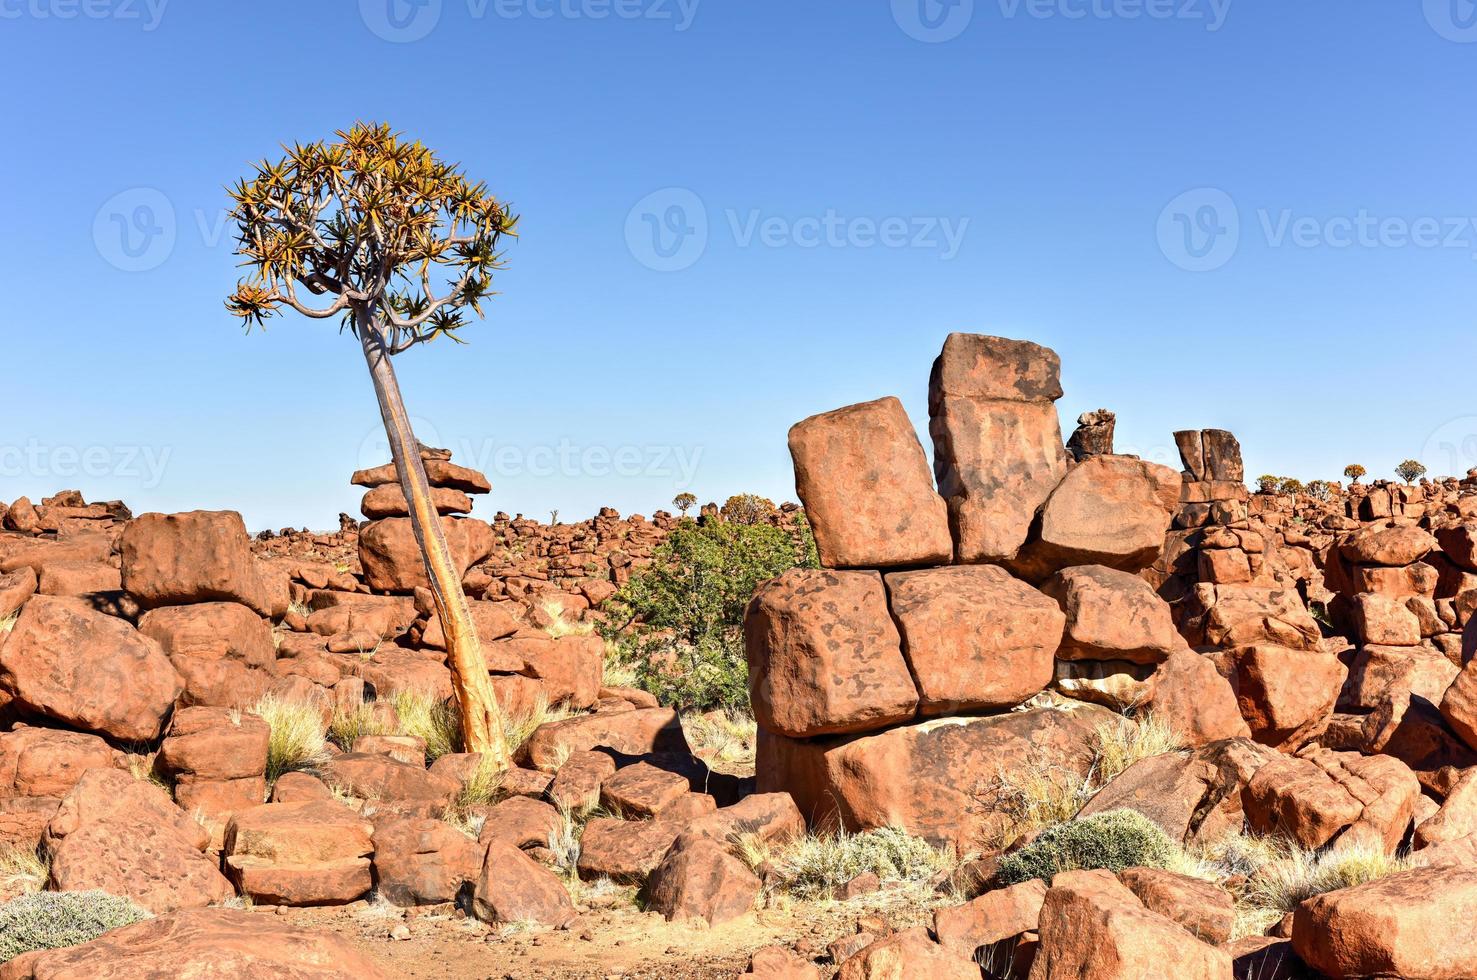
xmin=601 ymin=516 xmax=816 ymax=711
xmin=996 ymin=809 xmax=1176 ymax=885
xmin=0 ymin=890 xmax=149 ymax=961
xmin=1395 ymin=459 xmax=1428 ymax=484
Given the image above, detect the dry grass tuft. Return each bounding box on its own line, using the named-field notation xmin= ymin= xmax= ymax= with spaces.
xmin=252 ymin=694 xmax=329 ymax=784
xmin=683 ymin=710 xmax=757 ymax=768
xmin=541 ymin=599 xmax=594 ymax=639
xmin=983 ymin=762 xmax=1096 ymax=850
xmin=328 ymin=702 xmax=394 ymax=751
xmin=0 ymin=844 xmax=49 ymax=897
xmin=1092 ymin=712 xmax=1185 ymax=785
xmin=391 ymin=690 xmax=461 ymax=762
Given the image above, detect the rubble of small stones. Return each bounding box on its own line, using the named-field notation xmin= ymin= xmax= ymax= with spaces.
xmin=4 ymin=332 xmax=1477 ymax=977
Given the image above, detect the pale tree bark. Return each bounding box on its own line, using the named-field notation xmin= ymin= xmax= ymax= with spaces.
xmin=357 ymin=308 xmax=510 ymax=767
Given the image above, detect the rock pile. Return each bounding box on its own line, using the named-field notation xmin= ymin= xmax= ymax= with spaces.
xmin=755 ymin=334 xmax=1205 ymax=848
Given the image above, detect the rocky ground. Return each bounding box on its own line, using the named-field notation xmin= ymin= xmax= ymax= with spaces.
xmin=3 ymin=332 xmax=1477 ymax=977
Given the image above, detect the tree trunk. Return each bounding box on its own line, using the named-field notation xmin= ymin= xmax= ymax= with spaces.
xmin=357 ymin=315 xmax=510 ymax=768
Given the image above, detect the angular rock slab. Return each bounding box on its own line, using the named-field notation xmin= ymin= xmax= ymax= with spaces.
xmin=745 ymin=569 xmax=918 ymax=738
xmin=788 ymin=396 xmax=952 ymax=569
xmin=885 ymin=564 xmax=1062 ymax=714
xmin=928 ymin=333 xmax=1067 ymax=563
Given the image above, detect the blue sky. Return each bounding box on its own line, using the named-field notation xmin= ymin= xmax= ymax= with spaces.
xmin=2 ymin=1 xmax=1475 ymax=531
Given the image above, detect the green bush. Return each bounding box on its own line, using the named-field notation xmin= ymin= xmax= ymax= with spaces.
xmin=601 ymin=516 xmax=816 ymax=711
xmin=995 ymin=810 xmax=1176 ymax=885
xmin=0 ymin=890 xmax=149 ymax=961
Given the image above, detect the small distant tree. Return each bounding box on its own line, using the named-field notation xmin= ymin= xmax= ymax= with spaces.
xmin=1343 ymin=464 xmax=1367 ymax=483
xmin=720 ymin=493 xmax=775 ymax=525
xmin=1256 ymin=474 xmax=1280 ymax=494
xmin=1278 ymin=478 xmax=1305 ymax=497
xmin=672 ymin=492 xmax=697 ymax=517
xmin=1306 ymin=480 xmax=1333 ymax=502
xmin=1396 ymin=459 xmax=1427 ymax=484
xmin=549 ymin=509 xmax=559 ymax=525
xmin=226 ymin=123 xmax=518 ymax=765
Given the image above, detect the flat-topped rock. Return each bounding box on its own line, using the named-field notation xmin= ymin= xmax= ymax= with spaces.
xmin=351 ymin=458 xmax=492 ymax=494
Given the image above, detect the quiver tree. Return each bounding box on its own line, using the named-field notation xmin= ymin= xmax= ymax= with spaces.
xmin=226 ymin=122 xmax=519 ymax=766
xmin=1395 ymin=459 xmax=1428 ymax=484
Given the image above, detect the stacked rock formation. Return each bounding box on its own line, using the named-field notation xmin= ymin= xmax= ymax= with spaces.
xmin=752 ymin=334 xmax=1208 ymax=848
xmin=351 ymin=447 xmax=496 ymax=594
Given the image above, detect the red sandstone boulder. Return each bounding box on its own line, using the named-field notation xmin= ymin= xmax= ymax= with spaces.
xmin=522 ymin=707 xmax=688 ymax=772
xmin=224 ymin=799 xmax=374 ymax=905
xmin=1212 ymin=645 xmax=1345 ymax=750
xmin=933 ymin=878 xmax=1047 ymax=960
xmin=787 ymin=397 xmax=952 ymax=569
xmin=0 ymin=566 xmax=36 ymax=620
xmin=1440 ymin=660 xmax=1477 ymax=751
xmin=352 ymin=457 xmax=491 ymax=494
xmin=0 ymin=596 xmax=181 ymax=741
xmin=1245 ymin=749 xmax=1419 ymax=852
xmin=600 ymin=761 xmax=693 ymax=818
xmin=1415 ymin=767 xmax=1477 ymax=849
xmin=1292 ymin=866 xmax=1477 ymax=979
xmin=646 ymin=835 xmax=762 ymax=925
xmin=2 ymin=907 xmax=393 ymax=979
xmin=1029 ymin=870 xmax=1231 ymax=978
xmin=838 ymin=927 xmax=979 ymax=980
xmin=0 ymin=796 xmax=60 ymax=854
xmin=372 ymin=816 xmax=484 ymax=906
xmin=0 ymin=725 xmax=121 ymax=798
xmin=120 ymin=511 xmax=271 ymax=615
xmin=420 ymin=598 xmax=523 ymax=650
xmin=1150 ymin=650 xmax=1252 ymax=745
xmin=35 ymin=560 xmax=119 ymax=597
xmin=745 ymin=569 xmax=917 ymax=738
xmin=886 ymin=564 xmax=1061 ymax=714
xmin=318 ymin=753 xmax=459 ymax=813
xmin=1184 ymin=584 xmax=1323 ymax=652
xmin=504 ymin=633 xmax=604 ymax=709
xmin=1341 ymin=525 xmax=1438 ymax=566
xmin=360 ymin=484 xmax=473 ymax=519
xmin=546 ymin=749 xmax=618 ymax=811
xmin=1042 ymin=565 xmax=1181 ymax=664
xmin=928 ymin=333 xmax=1067 ymax=564
xmin=759 ymin=704 xmax=1112 ymax=849
xmin=1355 ymin=593 xmax=1423 ymax=647
xmin=1118 ymin=867 xmax=1234 ymax=945
xmin=478 ymin=795 xmax=562 ymax=851
xmin=576 ymin=816 xmax=686 ymax=883
xmin=742 ymin=947 xmax=821 ymax=979
xmin=472 ymin=839 xmax=576 ymax=928
xmin=138 ymin=601 xmax=275 ymax=668
xmin=357 ymin=516 xmax=494 ymax=593
xmin=159 ymin=706 xmax=270 ymax=830
xmin=43 ymin=769 xmax=232 ymax=913
xmin=1009 ymin=455 xmax=1181 ymax=583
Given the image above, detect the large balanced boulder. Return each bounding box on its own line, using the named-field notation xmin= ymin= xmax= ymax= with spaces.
xmin=1042 ymin=565 xmax=1182 ymax=664
xmin=159 ymin=706 xmax=270 ymax=831
xmin=758 ymin=704 xmax=1112 ymax=848
xmin=928 ymin=333 xmax=1068 ymax=564
xmin=43 ymin=769 xmax=233 ymax=913
xmin=886 ymin=564 xmax=1062 ymax=714
xmin=1292 ymin=866 xmax=1477 ymax=979
xmin=2 ymin=907 xmax=393 ymax=979
xmin=120 ymin=510 xmax=272 ymax=615
xmin=1009 ymin=455 xmax=1181 ymax=583
xmin=0 ymin=596 xmax=181 ymax=741
xmin=745 ymin=569 xmax=918 ymax=738
xmin=1212 ymin=645 xmax=1346 ymax=750
xmin=787 ymin=396 xmax=953 ymax=569
xmin=357 ymin=516 xmax=494 ymax=593
xmin=473 ymin=840 xmax=576 ymax=928
xmin=1028 ymin=869 xmax=1231 ymax=978
xmin=372 ymin=816 xmax=485 ymax=906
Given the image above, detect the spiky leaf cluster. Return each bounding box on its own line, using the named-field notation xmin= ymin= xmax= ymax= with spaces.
xmin=225 ymin=122 xmax=516 ymax=352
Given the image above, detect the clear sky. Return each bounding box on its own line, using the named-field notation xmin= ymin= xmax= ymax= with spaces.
xmin=3 ymin=1 xmax=1475 ymax=531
